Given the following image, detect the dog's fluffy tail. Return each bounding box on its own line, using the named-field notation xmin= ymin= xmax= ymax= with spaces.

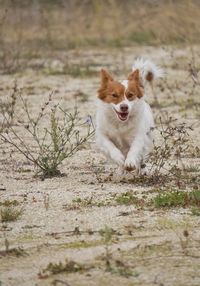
xmin=132 ymin=58 xmax=164 ymax=84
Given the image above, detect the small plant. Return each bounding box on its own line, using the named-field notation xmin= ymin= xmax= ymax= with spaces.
xmin=149 ymin=115 xmax=192 ymax=175
xmin=99 ymin=225 xmax=115 ymax=271
xmin=0 ymin=89 xmax=95 ymax=178
xmin=191 ymin=207 xmax=200 ymax=216
xmin=154 ymin=191 xmax=186 ymax=208
xmin=0 ymin=206 xmax=23 ymax=222
xmin=44 ymin=260 xmax=83 ymax=274
xmin=0 ymin=199 xmax=20 ymax=207
xmin=99 ymin=226 xmax=115 ymax=244
xmin=72 ymin=196 xmax=93 ymax=207
xmin=99 ymin=226 xmax=135 ymax=277
xmin=39 ymin=259 xmax=88 ymax=278
xmin=189 ymin=190 xmax=200 ymax=206
xmin=71 ymin=196 xmax=111 ymax=209
xmin=153 ymin=189 xmax=200 ymax=208
xmin=115 ymin=191 xmax=142 ymax=206
xmin=108 ymin=260 xmax=134 ymax=278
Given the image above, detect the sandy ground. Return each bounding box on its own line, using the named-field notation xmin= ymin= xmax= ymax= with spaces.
xmin=0 ymin=46 xmax=200 ymax=286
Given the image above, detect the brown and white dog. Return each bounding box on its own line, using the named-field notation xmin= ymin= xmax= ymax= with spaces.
xmin=96 ymin=58 xmax=163 ymax=174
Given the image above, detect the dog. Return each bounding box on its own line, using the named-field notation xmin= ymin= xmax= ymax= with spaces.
xmin=96 ymin=58 xmax=163 ymax=174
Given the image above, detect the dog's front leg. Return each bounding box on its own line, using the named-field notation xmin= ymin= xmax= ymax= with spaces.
xmin=124 ymin=135 xmax=145 ymax=173
xmin=96 ymin=134 xmax=125 ymax=167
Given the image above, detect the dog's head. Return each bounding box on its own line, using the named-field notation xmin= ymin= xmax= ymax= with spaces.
xmin=97 ymin=69 xmax=144 ymax=121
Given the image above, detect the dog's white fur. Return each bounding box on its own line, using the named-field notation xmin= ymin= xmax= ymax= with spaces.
xmin=96 ymin=58 xmax=163 ymax=174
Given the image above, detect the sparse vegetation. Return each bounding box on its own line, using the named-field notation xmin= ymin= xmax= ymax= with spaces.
xmin=191 ymin=207 xmax=200 ymax=216
xmin=0 ymin=247 xmax=26 ymax=257
xmin=149 ymin=115 xmax=192 ymax=175
xmin=0 ymin=199 xmax=20 ymax=207
xmin=99 ymin=225 xmax=136 ymax=277
xmin=0 ymin=206 xmax=23 ymax=222
xmin=0 ymin=88 xmax=95 ymax=178
xmin=115 ymin=191 xmax=143 ymax=206
xmin=0 ymin=238 xmax=26 ymax=257
xmin=153 ymin=190 xmax=200 ymax=208
xmin=70 ymin=196 xmax=111 ymax=209
xmin=1 ymin=0 xmax=200 ymax=61
xmin=39 ymin=259 xmax=88 ymax=278
xmin=0 ymin=2 xmax=200 ymax=286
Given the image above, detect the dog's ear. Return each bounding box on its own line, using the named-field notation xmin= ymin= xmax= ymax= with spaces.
xmin=128 ymin=69 xmax=140 ymax=81
xmin=100 ymin=69 xmax=114 ymax=86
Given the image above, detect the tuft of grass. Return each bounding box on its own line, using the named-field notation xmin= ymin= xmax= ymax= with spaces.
xmin=153 ymin=190 xmax=200 ymax=208
xmin=108 ymin=260 xmax=136 ymax=278
xmin=99 ymin=226 xmax=115 ymax=244
xmin=191 ymin=207 xmax=200 ymax=216
xmin=154 ymin=191 xmax=186 ymax=208
xmin=61 ymin=240 xmax=103 ymax=249
xmin=44 ymin=260 xmax=83 ymax=274
xmin=0 ymin=206 xmax=23 ymax=222
xmin=115 ymin=191 xmax=142 ymax=206
xmin=99 ymin=226 xmax=137 ymax=278
xmin=39 ymin=259 xmax=90 ymax=278
xmin=71 ymin=196 xmax=111 ymax=209
xmin=72 ymin=196 xmax=93 ymax=207
xmin=189 ymin=190 xmax=200 ymax=203
xmin=0 ymin=199 xmax=20 ymax=207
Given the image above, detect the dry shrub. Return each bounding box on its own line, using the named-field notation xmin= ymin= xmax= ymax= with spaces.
xmin=149 ymin=114 xmax=192 ymax=174
xmin=0 ymin=87 xmax=94 ymax=178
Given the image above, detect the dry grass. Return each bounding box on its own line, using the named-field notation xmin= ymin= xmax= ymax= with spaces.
xmin=1 ymin=1 xmax=200 ymax=74
xmin=0 ymin=0 xmax=200 ymax=54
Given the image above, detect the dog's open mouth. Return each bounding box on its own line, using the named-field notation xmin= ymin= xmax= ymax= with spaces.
xmin=115 ymin=110 xmax=129 ymax=121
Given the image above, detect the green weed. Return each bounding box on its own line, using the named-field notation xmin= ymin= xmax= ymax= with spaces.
xmin=191 ymin=207 xmax=200 ymax=216
xmin=154 ymin=190 xmax=200 ymax=208
xmin=115 ymin=191 xmax=142 ymax=206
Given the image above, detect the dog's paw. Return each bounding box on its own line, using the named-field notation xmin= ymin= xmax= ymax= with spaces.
xmin=137 ymin=167 xmax=148 ymax=176
xmin=116 ymin=166 xmax=125 ymax=176
xmin=124 ymin=157 xmax=140 ymax=172
xmin=110 ymin=149 xmax=125 ymax=166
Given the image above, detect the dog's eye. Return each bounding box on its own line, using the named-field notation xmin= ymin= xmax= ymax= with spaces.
xmin=111 ymin=93 xmax=118 ymax=98
xmin=127 ymin=92 xmax=135 ymax=98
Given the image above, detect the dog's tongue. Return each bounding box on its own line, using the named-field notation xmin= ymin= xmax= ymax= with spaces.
xmin=119 ymin=112 xmax=128 ymax=121
xmin=120 ymin=112 xmax=128 ymax=119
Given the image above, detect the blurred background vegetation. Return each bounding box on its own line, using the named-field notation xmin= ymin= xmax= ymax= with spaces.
xmin=0 ymin=0 xmax=200 ymax=74
xmin=1 ymin=0 xmax=200 ymax=48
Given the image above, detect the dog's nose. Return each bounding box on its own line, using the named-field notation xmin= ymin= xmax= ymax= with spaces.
xmin=120 ymin=104 xmax=128 ymax=112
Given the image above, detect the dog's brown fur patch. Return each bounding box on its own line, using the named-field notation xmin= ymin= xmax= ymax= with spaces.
xmin=98 ymin=69 xmax=144 ymax=103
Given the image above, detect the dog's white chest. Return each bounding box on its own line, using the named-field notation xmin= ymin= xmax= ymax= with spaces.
xmin=106 ymin=123 xmax=137 ymax=155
